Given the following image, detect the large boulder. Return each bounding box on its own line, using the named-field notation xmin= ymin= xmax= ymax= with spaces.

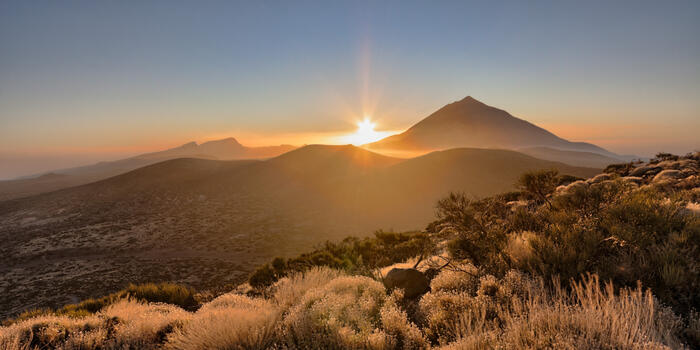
xmin=383 ymin=268 xmax=430 ymax=298
xmin=653 ymin=169 xmax=682 ymax=183
xmin=629 ymin=165 xmax=662 ymax=177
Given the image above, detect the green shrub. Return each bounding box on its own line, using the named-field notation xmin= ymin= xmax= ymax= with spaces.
xmin=433 ymin=193 xmax=509 ymax=269
xmin=516 ymin=169 xmax=559 ymax=206
xmin=248 ymin=230 xmax=434 ymax=289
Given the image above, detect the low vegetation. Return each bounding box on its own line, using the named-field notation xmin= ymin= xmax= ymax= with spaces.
xmin=1 ymin=152 xmax=698 ymax=349
xmin=248 ymin=230 xmax=434 ymax=288
xmin=4 ymin=283 xmax=197 ymax=326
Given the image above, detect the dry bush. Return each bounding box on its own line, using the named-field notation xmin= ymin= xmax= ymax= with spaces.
xmin=0 ymin=314 xmax=104 ymax=350
xmin=165 ymin=294 xmax=279 ymax=350
xmin=379 ymin=290 xmax=429 ymax=349
xmin=272 ymin=266 xmax=346 ymax=311
xmin=439 ymin=274 xmax=685 ymax=350
xmin=428 ymin=263 xmax=479 ymax=294
xmin=503 ymin=230 xmax=537 ymax=267
xmin=419 ymin=270 xmax=527 ymax=345
xmin=0 ymin=299 xmax=189 ymax=350
xmin=280 ymin=275 xmax=391 ymax=349
xmin=0 ymin=268 xmax=690 ymax=349
xmin=100 ymin=300 xmax=190 ymax=348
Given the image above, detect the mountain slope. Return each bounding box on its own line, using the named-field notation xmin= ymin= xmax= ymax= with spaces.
xmin=0 ymin=138 xmax=296 ymax=201
xmin=518 ymin=147 xmax=624 ymax=168
xmin=366 ymin=96 xmax=619 ymax=159
xmin=0 ymin=145 xmax=598 ymax=318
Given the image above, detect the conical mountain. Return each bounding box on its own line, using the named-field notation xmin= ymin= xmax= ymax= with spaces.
xmin=366 ymin=96 xmax=613 ymax=156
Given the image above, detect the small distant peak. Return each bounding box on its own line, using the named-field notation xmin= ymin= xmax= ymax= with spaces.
xmin=180 ymin=141 xmax=198 ymax=148
xmin=202 ymin=137 xmax=243 ymax=147
xmin=220 ymin=137 xmax=240 ymax=143
xmin=456 ymin=95 xmax=484 ymax=105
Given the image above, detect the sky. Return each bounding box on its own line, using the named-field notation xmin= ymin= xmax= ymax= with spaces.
xmin=1 ymin=0 xmax=699 ymax=178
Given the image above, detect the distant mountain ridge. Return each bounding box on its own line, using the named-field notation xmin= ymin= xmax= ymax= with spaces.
xmin=0 ymin=138 xmax=296 ymax=201
xmin=135 ymin=137 xmax=295 ymax=161
xmin=366 ymin=96 xmax=627 ymax=161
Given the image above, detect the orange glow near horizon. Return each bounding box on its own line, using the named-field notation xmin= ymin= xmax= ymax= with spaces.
xmin=337 ymin=117 xmax=396 ymax=146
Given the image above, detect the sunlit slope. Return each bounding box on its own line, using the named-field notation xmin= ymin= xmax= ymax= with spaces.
xmin=518 ymin=146 xmax=625 ymax=168
xmin=0 ymin=145 xmax=599 ymax=318
xmin=332 ymin=148 xmax=600 ymax=229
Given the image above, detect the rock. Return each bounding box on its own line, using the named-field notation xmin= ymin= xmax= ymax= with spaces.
xmin=557 ymin=180 xmax=588 ymax=194
xmin=684 ymin=202 xmax=700 ymax=216
xmin=653 ymin=169 xmax=682 ymax=183
xmin=506 ymin=200 xmax=528 ymax=212
xmin=629 ymin=165 xmax=662 ymax=177
xmin=678 ymin=175 xmax=700 ymax=189
xmin=621 ymin=176 xmax=643 ymax=184
xmin=588 ymin=173 xmax=612 ymax=184
xmin=383 ymin=268 xmax=430 ymax=298
xmin=656 ymin=159 xmax=697 ymax=171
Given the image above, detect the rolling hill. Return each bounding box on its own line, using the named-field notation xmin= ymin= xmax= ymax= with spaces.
xmin=0 ymin=145 xmax=598 ymax=318
xmin=0 ymin=138 xmax=296 ymax=201
xmin=518 ymin=146 xmax=625 ymax=168
xmin=365 ymin=96 xmax=627 ymax=164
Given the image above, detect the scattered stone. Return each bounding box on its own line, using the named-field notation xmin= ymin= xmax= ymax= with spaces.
xmin=629 ymin=165 xmax=662 ymax=177
xmin=656 ymin=159 xmax=697 ymax=171
xmin=653 ymin=170 xmax=682 ymax=183
xmin=383 ymin=268 xmax=430 ymax=298
xmin=588 ymin=173 xmax=612 ymax=184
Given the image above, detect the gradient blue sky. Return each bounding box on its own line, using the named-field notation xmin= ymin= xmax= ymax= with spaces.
xmin=1 ymin=0 xmax=699 ymax=178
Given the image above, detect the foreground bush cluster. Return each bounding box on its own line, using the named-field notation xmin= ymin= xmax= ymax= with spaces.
xmin=1 ymin=152 xmax=699 ymax=349
xmin=0 ymin=267 xmax=689 ymax=349
xmin=4 ymin=283 xmax=197 ymax=326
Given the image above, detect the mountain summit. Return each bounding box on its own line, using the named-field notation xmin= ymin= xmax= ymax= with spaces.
xmin=366 ymin=96 xmax=614 ymax=157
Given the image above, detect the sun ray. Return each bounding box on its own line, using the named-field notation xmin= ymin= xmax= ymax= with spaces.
xmin=338 ymin=116 xmax=394 ymax=146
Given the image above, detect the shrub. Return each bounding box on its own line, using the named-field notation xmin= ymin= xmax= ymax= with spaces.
xmin=165 ymin=295 xmax=279 ymax=350
xmin=0 ymin=300 xmax=190 ymax=350
xmin=604 ymin=162 xmax=637 ymax=176
xmin=272 ymin=267 xmax=346 ymax=311
xmin=6 ymin=282 xmax=197 ymax=326
xmin=249 ymin=230 xmax=434 ymax=289
xmin=280 ymin=275 xmax=390 ymax=348
xmin=516 ymin=169 xmax=559 ymax=206
xmin=439 ymin=274 xmax=684 ymax=350
xmin=433 ymin=194 xmax=509 ymax=269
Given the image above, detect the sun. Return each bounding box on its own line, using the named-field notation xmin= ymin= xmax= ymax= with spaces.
xmin=341 ymin=116 xmax=390 ymax=146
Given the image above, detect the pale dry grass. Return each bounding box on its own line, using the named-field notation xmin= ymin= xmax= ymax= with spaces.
xmin=429 ymin=263 xmax=479 ymax=294
xmin=0 ymin=299 xmax=190 ymax=350
xmin=271 ymin=266 xmax=346 ymax=311
xmin=165 ymin=294 xmax=279 ymax=350
xmin=280 ymin=275 xmax=389 ymax=348
xmin=439 ymin=273 xmax=685 ymax=350
xmin=0 ymin=269 xmax=689 ymax=349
